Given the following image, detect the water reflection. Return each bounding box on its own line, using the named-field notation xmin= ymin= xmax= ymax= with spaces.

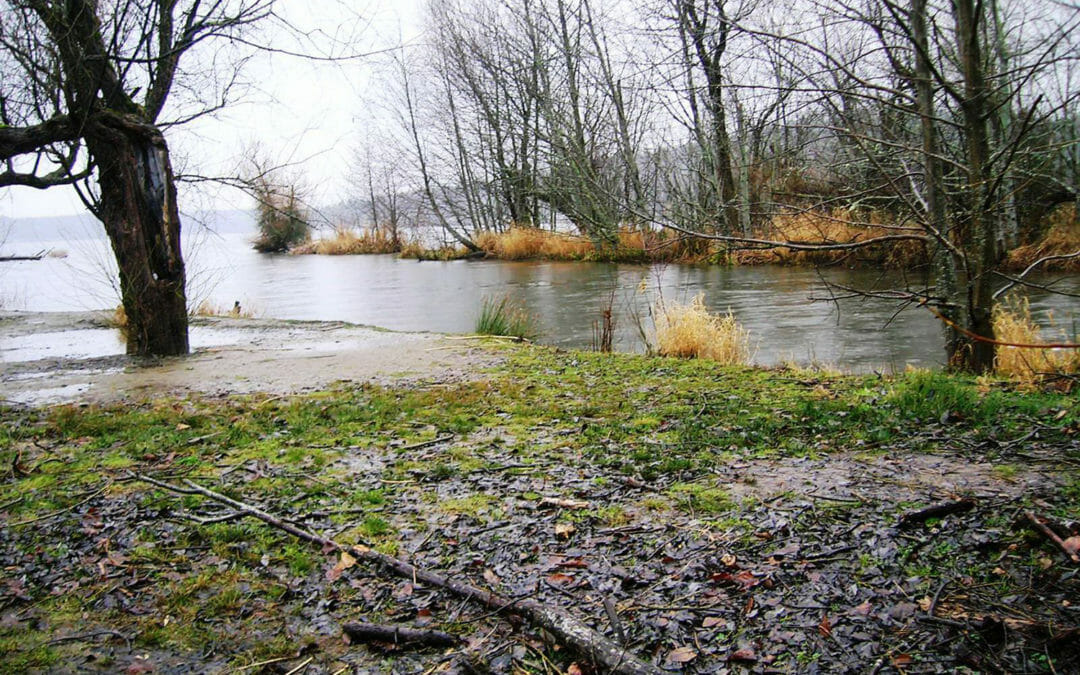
xmin=2 ymin=230 xmax=1076 ymax=371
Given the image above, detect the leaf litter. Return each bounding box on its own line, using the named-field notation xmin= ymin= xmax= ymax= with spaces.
xmin=0 ymin=346 xmax=1077 ymax=673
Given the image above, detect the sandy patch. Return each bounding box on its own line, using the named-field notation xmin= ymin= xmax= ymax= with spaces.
xmin=0 ymin=311 xmax=502 ymax=405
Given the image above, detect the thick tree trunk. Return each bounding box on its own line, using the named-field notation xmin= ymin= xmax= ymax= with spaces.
xmin=87 ymin=114 xmax=189 ymax=356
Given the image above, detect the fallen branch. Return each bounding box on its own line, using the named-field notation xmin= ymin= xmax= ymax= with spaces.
xmin=898 ymin=498 xmax=976 ymax=528
xmin=133 ymin=473 xmax=661 ymax=675
xmin=1024 ymin=512 xmax=1080 ymax=563
xmin=343 ymin=622 xmax=459 ymax=648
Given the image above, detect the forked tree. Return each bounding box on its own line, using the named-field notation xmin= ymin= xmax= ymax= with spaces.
xmin=0 ymin=0 xmax=272 ymax=355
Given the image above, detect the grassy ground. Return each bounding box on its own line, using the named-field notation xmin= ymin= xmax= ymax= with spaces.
xmin=1 ymin=347 xmax=1078 ymax=673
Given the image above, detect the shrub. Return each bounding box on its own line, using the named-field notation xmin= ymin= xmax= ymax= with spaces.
xmin=654 ymin=293 xmax=751 ymax=364
xmin=475 ymin=296 xmax=537 ymax=340
xmin=252 ymin=181 xmax=309 ymax=253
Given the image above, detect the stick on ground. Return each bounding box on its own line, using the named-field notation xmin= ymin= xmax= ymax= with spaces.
xmin=133 ymin=473 xmax=662 ymax=675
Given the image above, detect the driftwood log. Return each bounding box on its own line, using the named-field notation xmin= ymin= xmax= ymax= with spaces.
xmin=134 ymin=473 xmax=662 ymax=675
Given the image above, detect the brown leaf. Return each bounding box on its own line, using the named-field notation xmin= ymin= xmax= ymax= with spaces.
xmin=702 ymin=616 xmax=726 ymax=628
xmin=667 ymin=647 xmax=697 ymax=664
xmin=326 ymin=551 xmax=357 ymax=582
xmin=729 ymin=647 xmax=757 ymax=662
xmin=818 ymin=614 xmax=832 ymax=638
xmin=547 ymin=573 xmax=576 ymax=585
xmin=1063 ymin=536 xmax=1080 ymax=556
xmin=554 ymin=522 xmax=576 ymax=539
xmin=720 ymin=553 xmax=737 ymax=567
xmin=566 ymin=664 xmax=585 ymax=675
xmin=852 ymin=601 xmax=873 ymax=616
xmin=482 ymin=568 xmax=501 ymax=586
xmin=891 ymin=653 xmax=913 ymax=667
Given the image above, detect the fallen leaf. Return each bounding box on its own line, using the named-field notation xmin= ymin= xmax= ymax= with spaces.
xmin=555 ymin=522 xmax=576 ymax=538
xmin=326 ymin=551 xmax=357 ymax=582
xmin=566 ymin=664 xmax=584 ymax=675
xmin=483 ymin=568 xmax=501 ymax=586
xmin=729 ymin=647 xmax=757 ymax=662
xmin=1063 ymin=536 xmax=1080 ymax=556
xmin=547 ymin=573 xmax=576 ymax=585
xmin=818 ymin=614 xmax=832 ymax=638
xmin=720 ymin=553 xmax=737 ymax=567
xmin=892 ymin=653 xmax=913 ymax=667
xmin=702 ymin=616 xmax=726 ymax=628
xmin=175 ymin=423 xmax=191 ymax=431
xmin=918 ymin=596 xmax=932 ymax=612
xmin=667 ymin=647 xmax=697 ymax=664
xmin=851 ymin=601 xmax=873 ymax=616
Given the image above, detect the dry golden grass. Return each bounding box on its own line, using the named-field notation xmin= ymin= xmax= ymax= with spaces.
xmin=1006 ymin=204 xmax=1080 ymax=272
xmin=654 ymin=293 xmax=752 ymax=365
xmin=733 ymin=209 xmax=926 ymax=268
xmin=993 ymin=297 xmax=1079 ymax=384
xmin=292 ymin=226 xmax=401 ymax=255
xmin=475 ymin=227 xmax=594 ymax=260
xmin=193 ymin=300 xmax=256 ymax=319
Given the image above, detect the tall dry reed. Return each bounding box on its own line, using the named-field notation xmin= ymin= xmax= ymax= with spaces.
xmin=654 ymin=293 xmax=752 ymax=365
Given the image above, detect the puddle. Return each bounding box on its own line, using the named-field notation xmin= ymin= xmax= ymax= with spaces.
xmin=7 ymin=383 xmax=93 ymax=405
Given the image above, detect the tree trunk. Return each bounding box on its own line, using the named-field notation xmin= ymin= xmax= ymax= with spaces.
xmin=953 ymin=0 xmax=998 ymax=373
xmin=87 ymin=114 xmax=189 ymax=356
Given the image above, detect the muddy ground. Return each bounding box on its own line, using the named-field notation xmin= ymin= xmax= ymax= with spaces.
xmin=1 ymin=316 xmax=1078 ymax=674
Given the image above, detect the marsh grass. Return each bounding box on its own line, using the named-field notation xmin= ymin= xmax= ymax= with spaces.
xmin=654 ymin=293 xmax=752 ymax=364
xmin=1006 ymin=204 xmax=1080 ymax=272
xmin=192 ymin=300 xmax=256 ymax=319
xmin=993 ymin=297 xmax=1080 ymax=384
xmin=475 ymin=296 xmax=538 ymax=340
xmin=292 ymin=226 xmax=402 ymax=255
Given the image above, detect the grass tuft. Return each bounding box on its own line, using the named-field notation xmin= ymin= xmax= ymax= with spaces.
xmin=1006 ymin=204 xmax=1080 ymax=272
xmin=654 ymin=293 xmax=751 ymax=364
xmin=993 ymin=297 xmax=1080 ymax=384
xmin=475 ymin=296 xmax=538 ymax=341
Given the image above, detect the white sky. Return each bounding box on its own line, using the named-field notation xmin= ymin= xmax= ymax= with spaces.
xmin=0 ymin=0 xmax=423 ymax=220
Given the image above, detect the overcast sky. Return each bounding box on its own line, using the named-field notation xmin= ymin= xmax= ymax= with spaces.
xmin=0 ymin=0 xmax=422 ymax=220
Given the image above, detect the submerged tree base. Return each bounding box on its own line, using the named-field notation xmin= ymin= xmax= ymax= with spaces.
xmin=1 ymin=347 xmax=1077 ymax=672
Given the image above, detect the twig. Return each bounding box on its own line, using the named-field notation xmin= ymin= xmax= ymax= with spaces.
xmin=10 ymin=483 xmax=111 ymax=527
xmin=283 ymin=656 xmax=313 ymax=675
xmin=1024 ymin=512 xmax=1080 ymax=563
xmin=46 ymin=629 xmax=130 ymax=649
xmin=343 ymin=622 xmax=460 ymax=648
xmin=395 ymin=434 xmax=455 ymax=452
xmin=898 ymin=498 xmax=976 ymax=528
xmin=132 ymin=473 xmax=662 ymax=675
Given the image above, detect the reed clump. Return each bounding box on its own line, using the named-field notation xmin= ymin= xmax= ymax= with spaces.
xmin=1006 ymin=204 xmax=1080 ymax=272
xmin=992 ymin=297 xmax=1079 ymax=385
xmin=475 ymin=296 xmax=537 ymax=340
xmin=193 ymin=300 xmax=255 ymax=319
xmin=474 ymin=227 xmax=594 ymax=260
xmin=292 ymin=227 xmax=401 ymax=255
xmin=654 ymin=293 xmax=751 ymax=365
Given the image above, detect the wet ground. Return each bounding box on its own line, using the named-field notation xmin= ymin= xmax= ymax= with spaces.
xmin=0 ymin=311 xmax=500 ymax=406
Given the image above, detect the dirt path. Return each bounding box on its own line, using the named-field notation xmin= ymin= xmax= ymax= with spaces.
xmin=0 ymin=311 xmax=500 ymax=405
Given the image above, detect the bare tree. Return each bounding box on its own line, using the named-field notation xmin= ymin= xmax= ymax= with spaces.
xmin=0 ymin=0 xmax=277 ymax=355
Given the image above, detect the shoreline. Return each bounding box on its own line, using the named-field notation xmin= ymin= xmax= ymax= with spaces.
xmin=0 ymin=311 xmax=501 ymax=407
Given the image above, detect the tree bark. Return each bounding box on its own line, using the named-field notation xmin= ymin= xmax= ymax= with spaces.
xmin=87 ymin=114 xmax=189 ymax=356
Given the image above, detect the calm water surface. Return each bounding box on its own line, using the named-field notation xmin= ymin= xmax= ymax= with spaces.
xmin=2 ymin=228 xmax=1077 ymax=371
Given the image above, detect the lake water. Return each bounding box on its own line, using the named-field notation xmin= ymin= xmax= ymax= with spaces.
xmin=2 ymin=222 xmax=1077 ymax=371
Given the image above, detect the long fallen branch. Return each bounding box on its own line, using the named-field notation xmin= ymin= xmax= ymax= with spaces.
xmin=133 ymin=473 xmax=661 ymax=675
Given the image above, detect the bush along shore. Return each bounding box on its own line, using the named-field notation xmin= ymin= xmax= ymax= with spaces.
xmin=289 ymin=204 xmax=1080 ymax=271
xmin=1 ymin=346 xmax=1078 ymax=673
